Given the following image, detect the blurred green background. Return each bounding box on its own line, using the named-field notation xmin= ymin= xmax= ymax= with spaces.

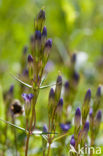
xmin=0 ymin=0 xmax=103 ymax=139
xmin=0 ymin=0 xmax=103 ymax=155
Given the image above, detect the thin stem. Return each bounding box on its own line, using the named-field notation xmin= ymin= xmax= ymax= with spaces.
xmin=47 ymin=143 xmax=51 ymax=156
xmin=25 ymin=90 xmax=38 ymax=156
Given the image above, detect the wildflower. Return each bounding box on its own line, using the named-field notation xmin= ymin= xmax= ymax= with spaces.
xmin=35 ymin=9 xmax=45 ymax=31
xmin=93 ymin=86 xmax=101 ymax=115
xmin=82 ymin=89 xmax=91 ymax=125
xmin=55 ymin=74 xmax=62 ymax=102
xmin=60 ymin=122 xmax=71 ymax=131
xmin=95 ymin=110 xmax=102 ymax=127
xmin=71 ymin=53 xmax=76 ymax=64
xmin=22 ymin=93 xmax=34 ymax=118
xmin=56 ymin=98 xmax=63 ymax=115
xmin=28 ymin=55 xmax=33 ymax=63
xmin=42 ymin=26 xmax=47 ymax=37
xmin=45 ymin=39 xmax=52 ymax=49
xmin=70 ymin=135 xmax=75 ymax=147
xmin=35 ymin=30 xmax=41 ymax=40
xmin=43 ymin=124 xmax=48 ymax=133
xmin=11 ymin=99 xmax=23 ymax=116
xmin=48 ymin=88 xmax=55 ymax=119
xmin=74 ymin=107 xmax=81 ymax=129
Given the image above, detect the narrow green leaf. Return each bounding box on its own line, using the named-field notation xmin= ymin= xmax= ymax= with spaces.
xmin=10 ymin=73 xmax=32 ymax=89
xmin=0 ymin=118 xmax=26 ymax=132
xmin=40 ymin=83 xmax=56 ymax=89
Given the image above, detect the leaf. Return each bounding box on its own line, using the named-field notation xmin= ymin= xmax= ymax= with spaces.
xmin=40 ymin=83 xmax=56 ymax=89
xmin=0 ymin=118 xmax=58 ymax=136
xmin=10 ymin=73 xmax=32 ymax=89
xmin=0 ymin=118 xmax=26 ymax=132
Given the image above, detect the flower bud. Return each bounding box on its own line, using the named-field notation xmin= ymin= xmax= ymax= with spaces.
xmin=82 ymin=89 xmax=91 ymax=125
xmin=48 ymin=88 xmax=55 ymax=119
xmin=60 ymin=122 xmax=71 ymax=132
xmin=84 ymin=121 xmax=89 ymax=132
xmin=93 ymin=86 xmax=101 ymax=115
xmin=42 ymin=26 xmax=47 ymax=37
xmin=74 ymin=107 xmax=81 ymax=129
xmin=28 ymin=55 xmax=33 ymax=63
xmin=55 ymin=74 xmax=62 ymax=102
xmin=71 ymin=53 xmax=76 ymax=64
xmin=95 ymin=110 xmax=102 ymax=127
xmin=35 ymin=9 xmax=45 ymax=31
xmin=22 ymin=93 xmax=34 ymax=118
xmin=70 ymin=135 xmax=75 ymax=147
xmin=43 ymin=124 xmax=48 ymax=133
xmin=35 ymin=30 xmax=41 ymax=40
xmin=56 ymin=98 xmax=63 ymax=116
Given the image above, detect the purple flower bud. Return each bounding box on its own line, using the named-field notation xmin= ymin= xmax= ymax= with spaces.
xmin=42 ymin=26 xmax=47 ymax=37
xmin=35 ymin=30 xmax=41 ymax=40
xmin=70 ymin=135 xmax=75 ymax=147
xmin=9 ymin=85 xmax=14 ymax=94
xmin=75 ymin=107 xmax=81 ymax=117
xmin=60 ymin=122 xmax=71 ymax=131
xmin=84 ymin=89 xmax=91 ymax=102
xmin=45 ymin=39 xmax=52 ymax=48
xmin=30 ymin=35 xmax=34 ymax=43
xmin=23 ymin=69 xmax=28 ymax=76
xmin=57 ymin=75 xmax=62 ymax=86
xmin=28 ymin=54 xmax=33 ymax=63
xmin=22 ymin=93 xmax=34 ymax=102
xmin=96 ymin=110 xmax=102 ymax=122
xmin=43 ymin=124 xmax=48 ymax=133
xmin=84 ymin=121 xmax=89 ymax=132
xmin=23 ymin=46 xmax=28 ymax=54
xmin=96 ymin=86 xmax=101 ymax=97
xmin=74 ymin=107 xmax=81 ymax=128
xmin=64 ymin=81 xmax=69 ymax=89
xmin=71 ymin=53 xmax=76 ymax=63
xmin=58 ymin=98 xmax=63 ymax=107
xmin=37 ymin=9 xmax=45 ymax=21
xmin=49 ymin=88 xmax=55 ymax=99
xmin=73 ymin=71 xmax=79 ymax=83
xmin=89 ymin=108 xmax=93 ymax=118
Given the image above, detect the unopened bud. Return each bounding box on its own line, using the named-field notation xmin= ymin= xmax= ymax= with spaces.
xmin=74 ymin=107 xmax=81 ymax=129
xmin=55 ymin=74 xmax=62 ymax=102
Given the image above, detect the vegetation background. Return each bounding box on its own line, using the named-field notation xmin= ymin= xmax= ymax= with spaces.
xmin=0 ymin=0 xmax=103 ymax=155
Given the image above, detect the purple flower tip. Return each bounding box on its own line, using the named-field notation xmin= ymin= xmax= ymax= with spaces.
xmin=71 ymin=53 xmax=76 ymax=63
xmin=43 ymin=124 xmax=48 ymax=133
xmin=89 ymin=108 xmax=93 ymax=117
xmin=23 ymin=46 xmax=28 ymax=54
xmin=35 ymin=30 xmax=41 ymax=40
xmin=73 ymin=71 xmax=79 ymax=82
xmin=58 ymin=98 xmax=63 ymax=107
xmin=49 ymin=88 xmax=55 ymax=99
xmin=28 ymin=55 xmax=33 ymax=63
xmin=96 ymin=110 xmax=102 ymax=121
xmin=45 ymin=39 xmax=52 ymax=48
xmin=64 ymin=81 xmax=69 ymax=89
xmin=70 ymin=136 xmax=75 ymax=147
xmin=85 ymin=89 xmax=91 ymax=102
xmin=75 ymin=107 xmax=81 ymax=117
xmin=9 ymin=85 xmax=14 ymax=94
xmin=23 ymin=69 xmax=28 ymax=76
xmin=84 ymin=121 xmax=89 ymax=131
xmin=42 ymin=26 xmax=47 ymax=37
xmin=57 ymin=75 xmax=62 ymax=85
xmin=38 ymin=9 xmax=45 ymax=20
xmin=60 ymin=122 xmax=71 ymax=131
xmin=22 ymin=93 xmax=34 ymax=102
xmin=96 ymin=86 xmax=101 ymax=97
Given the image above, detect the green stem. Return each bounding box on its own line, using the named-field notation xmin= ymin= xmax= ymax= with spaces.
xmin=25 ymin=89 xmax=39 ymax=156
